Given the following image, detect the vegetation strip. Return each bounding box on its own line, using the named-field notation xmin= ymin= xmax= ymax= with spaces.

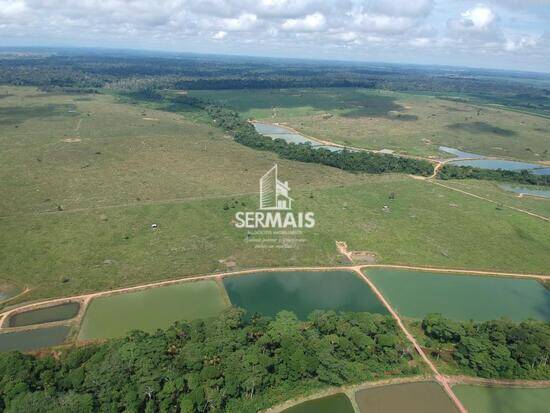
xmin=355 ymin=269 xmax=467 ymax=413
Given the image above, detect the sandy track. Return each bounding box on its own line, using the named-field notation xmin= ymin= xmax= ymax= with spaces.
xmin=429 ymin=179 xmax=550 ymax=222
xmin=1 ymin=264 xmax=548 ymax=321
xmin=355 ymin=269 xmax=467 ymax=413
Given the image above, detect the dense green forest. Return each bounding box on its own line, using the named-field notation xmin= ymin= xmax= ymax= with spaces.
xmin=0 ymin=310 xmax=418 ymax=413
xmin=1 ymin=49 xmax=550 ymax=116
xmin=422 ymin=314 xmax=550 ymax=380
xmin=1 ymin=310 xmax=547 ymax=412
xmin=439 ymin=164 xmax=550 ymax=185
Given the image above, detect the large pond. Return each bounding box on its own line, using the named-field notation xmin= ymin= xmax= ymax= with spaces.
xmin=0 ymin=325 xmax=71 ymax=352
xmin=449 ymin=158 xmax=550 ymax=174
xmin=439 ymin=146 xmax=485 ymax=159
xmin=439 ymin=146 xmax=550 ymax=174
xmin=223 ymin=270 xmax=387 ymax=320
xmin=453 ymin=385 xmax=550 ymax=413
xmin=78 ymin=280 xmax=228 ymax=340
xmin=282 ymin=393 xmax=354 ymax=413
xmin=252 ymin=122 xmax=342 ymax=152
xmin=8 ymin=302 xmax=80 ymax=327
xmin=355 ymin=381 xmax=458 ymax=413
xmin=499 ymin=183 xmax=550 ymax=199
xmin=365 ymin=269 xmax=550 ymax=321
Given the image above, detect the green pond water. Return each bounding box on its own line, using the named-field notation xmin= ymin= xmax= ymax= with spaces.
xmin=78 ymin=280 xmax=228 ymax=340
xmin=454 ymin=385 xmax=550 ymax=413
xmin=366 ymin=269 xmax=550 ymax=321
xmin=282 ymin=393 xmax=354 ymax=413
xmin=0 ymin=325 xmax=71 ymax=352
xmin=355 ymin=381 xmax=458 ymax=413
xmin=223 ymin=271 xmax=388 ymax=320
xmin=8 ymin=302 xmax=80 ymax=327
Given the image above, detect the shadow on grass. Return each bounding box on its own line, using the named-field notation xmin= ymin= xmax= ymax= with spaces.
xmin=0 ymin=104 xmax=79 ymax=125
xmin=447 ymin=121 xmax=517 ymax=137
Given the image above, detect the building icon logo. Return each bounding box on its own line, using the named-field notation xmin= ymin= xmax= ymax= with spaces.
xmin=259 ymin=164 xmax=293 ymax=210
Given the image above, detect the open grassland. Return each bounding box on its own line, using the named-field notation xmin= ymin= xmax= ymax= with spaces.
xmin=438 ymin=179 xmax=550 ymax=218
xmin=0 ymin=86 xmax=367 ymax=216
xmin=190 ymin=88 xmax=550 ymax=162
xmin=1 ymin=86 xmax=549 ymax=305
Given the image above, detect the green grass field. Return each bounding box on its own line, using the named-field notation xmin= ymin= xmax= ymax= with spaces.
xmin=1 ymin=86 xmax=549 ymax=306
xmin=190 ymin=88 xmax=550 ymax=162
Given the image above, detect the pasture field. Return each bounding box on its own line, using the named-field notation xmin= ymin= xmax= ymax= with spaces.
xmin=190 ymin=88 xmax=550 ymax=162
xmin=1 ymin=86 xmax=549 ymax=305
xmin=78 ymin=280 xmax=227 ymax=340
xmin=453 ymin=385 xmax=550 ymax=413
xmin=439 ymin=179 xmax=550 ymax=219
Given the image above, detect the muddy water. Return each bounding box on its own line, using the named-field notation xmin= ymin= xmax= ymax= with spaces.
xmin=8 ymin=302 xmax=80 ymax=327
xmin=0 ymin=325 xmax=71 ymax=352
xmin=282 ymin=393 xmax=354 ymax=413
xmin=355 ymin=382 xmax=459 ymax=413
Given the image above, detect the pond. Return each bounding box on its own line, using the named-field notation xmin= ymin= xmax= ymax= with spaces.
xmin=499 ymin=183 xmax=550 ymax=199
xmin=448 ymin=158 xmax=550 ymax=174
xmin=365 ymin=269 xmax=550 ymax=321
xmin=439 ymin=146 xmax=550 ymax=174
xmin=439 ymin=146 xmax=484 ymax=159
xmin=453 ymin=385 xmax=550 ymax=413
xmin=252 ymin=122 xmax=342 ymax=152
xmin=282 ymin=393 xmax=354 ymax=413
xmin=0 ymin=325 xmax=71 ymax=352
xmin=355 ymin=381 xmax=458 ymax=413
xmin=223 ymin=270 xmax=388 ymax=320
xmin=7 ymin=302 xmax=80 ymax=327
xmin=78 ymin=280 xmax=228 ymax=340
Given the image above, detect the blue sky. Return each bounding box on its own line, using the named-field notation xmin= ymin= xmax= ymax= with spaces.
xmin=1 ymin=0 xmax=549 ymax=72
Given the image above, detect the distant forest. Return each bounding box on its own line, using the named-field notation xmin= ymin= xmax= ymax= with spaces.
xmin=1 ymin=49 xmax=550 ymax=116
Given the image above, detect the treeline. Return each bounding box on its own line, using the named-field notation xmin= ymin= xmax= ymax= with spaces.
xmin=0 ymin=309 xmax=417 ymax=413
xmin=422 ymin=314 xmax=550 ymax=380
xmin=173 ymin=96 xmax=435 ymax=176
xmin=2 ymin=51 xmax=550 ymax=118
xmin=439 ymin=164 xmax=550 ymax=186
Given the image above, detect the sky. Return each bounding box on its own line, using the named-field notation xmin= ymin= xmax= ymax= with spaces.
xmin=1 ymin=0 xmax=549 ymax=72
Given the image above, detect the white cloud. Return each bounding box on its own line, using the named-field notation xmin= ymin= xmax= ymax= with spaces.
xmin=212 ymin=30 xmax=227 ymax=39
xmin=448 ymin=5 xmax=498 ymax=33
xmin=220 ymin=13 xmax=258 ymax=31
xmin=281 ymin=12 xmax=326 ymax=32
xmin=365 ymin=0 xmax=434 ymax=18
xmin=0 ymin=0 xmax=548 ymax=72
xmin=504 ymin=35 xmax=538 ymax=51
xmin=353 ymin=13 xmax=418 ymax=34
xmin=0 ymin=0 xmax=27 ymax=18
